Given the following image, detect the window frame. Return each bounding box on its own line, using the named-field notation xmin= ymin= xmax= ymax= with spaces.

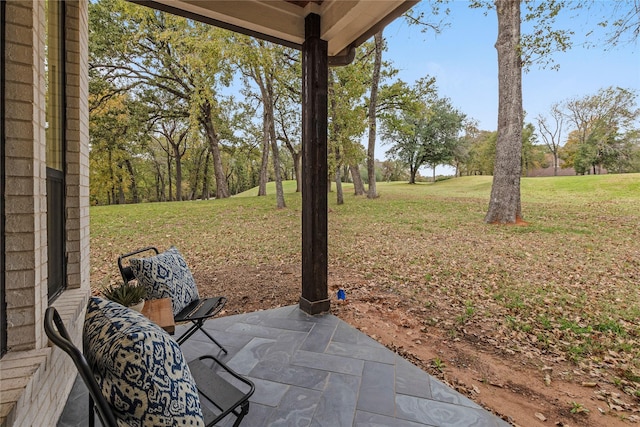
xmin=46 ymin=0 xmax=66 ymax=303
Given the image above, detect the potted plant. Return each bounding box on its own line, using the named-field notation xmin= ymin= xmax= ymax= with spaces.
xmin=102 ymin=282 xmax=147 ymax=312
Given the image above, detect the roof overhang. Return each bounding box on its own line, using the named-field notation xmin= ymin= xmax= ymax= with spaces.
xmin=131 ymin=1 xmax=419 ymax=57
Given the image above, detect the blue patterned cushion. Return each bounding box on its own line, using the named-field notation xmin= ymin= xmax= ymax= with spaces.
xmin=129 ymin=247 xmax=200 ymax=316
xmin=83 ymin=297 xmax=204 ymax=426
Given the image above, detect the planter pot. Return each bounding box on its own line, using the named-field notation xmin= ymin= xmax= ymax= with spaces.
xmin=129 ymin=300 xmax=145 ymax=312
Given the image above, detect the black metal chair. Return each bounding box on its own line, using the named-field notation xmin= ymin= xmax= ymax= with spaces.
xmin=118 ymin=246 xmax=228 ymax=352
xmin=44 ymin=307 xmax=117 ymax=427
xmin=44 ymin=306 xmax=255 ymax=427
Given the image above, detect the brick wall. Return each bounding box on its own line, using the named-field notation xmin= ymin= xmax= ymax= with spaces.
xmin=0 ymin=1 xmax=90 ymax=426
xmin=4 ymin=0 xmax=45 ymax=353
xmin=1 ymin=289 xmax=87 ymax=427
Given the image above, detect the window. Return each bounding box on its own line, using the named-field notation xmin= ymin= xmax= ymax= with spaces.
xmin=46 ymin=0 xmax=66 ymax=302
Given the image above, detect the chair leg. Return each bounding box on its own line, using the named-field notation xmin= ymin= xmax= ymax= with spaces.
xmin=176 ymin=320 xmax=227 ymax=354
xmin=89 ymin=395 xmax=95 ymax=427
xmin=231 ymin=402 xmax=250 ymax=427
xmin=198 ymin=327 xmax=228 ymax=354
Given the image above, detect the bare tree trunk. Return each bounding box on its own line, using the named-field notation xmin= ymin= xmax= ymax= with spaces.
xmin=335 ymin=147 xmax=344 ymax=205
xmin=152 ymin=154 xmax=165 ymax=201
xmin=203 ymin=121 xmax=229 ymax=199
xmin=328 ymin=73 xmax=343 ymax=204
xmin=118 ymin=177 xmax=126 ymax=204
xmin=258 ymin=115 xmax=269 ymax=196
xmin=349 ymin=164 xmax=365 ymax=195
xmin=409 ymin=166 xmax=417 ymax=184
xmin=167 ymin=156 xmax=173 ymax=201
xmin=109 ymin=151 xmax=116 ymax=204
xmin=367 ymin=30 xmax=383 ymax=199
xmin=174 ymin=144 xmax=182 ymax=201
xmin=279 ymin=136 xmax=302 ymax=193
xmin=189 ymin=146 xmax=205 ymax=200
xmin=155 ymin=121 xmax=188 ymax=202
xmin=201 ymin=149 xmax=210 ymax=199
xmin=293 ymin=152 xmax=302 ymax=192
xmin=123 ymin=159 xmax=138 ymax=203
xmin=201 ymin=102 xmax=229 ymax=199
xmin=267 ymin=83 xmax=286 ymax=209
xmin=485 ymin=0 xmax=523 ymax=224
xmin=274 ymin=100 xmax=302 ymax=193
xmin=270 ymin=134 xmax=285 ymax=208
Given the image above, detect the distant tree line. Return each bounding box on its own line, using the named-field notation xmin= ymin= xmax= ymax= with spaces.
xmin=539 ymin=87 xmax=640 ymax=176
xmin=89 ymin=0 xmax=639 ymax=207
xmin=89 ymin=0 xmax=451 ymax=205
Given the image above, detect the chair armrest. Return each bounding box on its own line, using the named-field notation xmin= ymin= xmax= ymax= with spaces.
xmin=188 ymin=355 xmax=255 ymax=425
xmin=175 ymin=297 xmax=227 ymax=322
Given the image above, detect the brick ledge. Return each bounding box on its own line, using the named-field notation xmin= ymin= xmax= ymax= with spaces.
xmin=0 ymin=288 xmax=89 ymax=427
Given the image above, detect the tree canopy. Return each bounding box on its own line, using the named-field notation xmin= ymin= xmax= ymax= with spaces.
xmin=87 ymin=0 xmax=639 ymax=208
xmin=381 ymin=80 xmax=465 ymax=184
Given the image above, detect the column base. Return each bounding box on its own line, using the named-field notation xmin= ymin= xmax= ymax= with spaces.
xmin=299 ymin=296 xmax=330 ymax=315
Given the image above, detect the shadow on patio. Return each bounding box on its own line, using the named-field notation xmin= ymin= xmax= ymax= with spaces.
xmin=57 ymin=305 xmax=510 ymax=427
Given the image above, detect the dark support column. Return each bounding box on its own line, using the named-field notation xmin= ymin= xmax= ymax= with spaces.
xmin=299 ymin=13 xmax=330 ymax=315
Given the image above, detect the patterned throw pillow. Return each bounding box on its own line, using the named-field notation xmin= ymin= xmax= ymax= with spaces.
xmin=83 ymin=297 xmax=204 ymax=427
xmin=129 ymin=246 xmax=200 ymax=316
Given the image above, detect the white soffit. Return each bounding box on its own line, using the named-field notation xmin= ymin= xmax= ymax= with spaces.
xmin=143 ymin=1 xmax=417 ymax=56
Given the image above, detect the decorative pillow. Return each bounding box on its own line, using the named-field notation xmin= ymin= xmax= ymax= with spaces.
xmin=83 ymin=297 xmax=204 ymax=426
xmin=129 ymin=246 xmax=200 ymax=316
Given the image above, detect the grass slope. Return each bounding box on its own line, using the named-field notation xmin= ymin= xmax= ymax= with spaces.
xmin=92 ymin=174 xmax=640 ymax=396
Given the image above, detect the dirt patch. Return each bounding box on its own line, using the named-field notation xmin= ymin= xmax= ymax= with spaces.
xmin=194 ymin=264 xmax=639 ymax=427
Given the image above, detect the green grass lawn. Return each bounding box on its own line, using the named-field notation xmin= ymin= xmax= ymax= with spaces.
xmin=91 ymin=173 xmax=640 ymax=394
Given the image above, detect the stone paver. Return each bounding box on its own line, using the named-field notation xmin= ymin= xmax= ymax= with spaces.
xmin=57 ymin=305 xmax=510 ymax=427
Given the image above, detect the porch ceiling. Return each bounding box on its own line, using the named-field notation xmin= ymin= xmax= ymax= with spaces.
xmin=132 ymin=0 xmax=419 ymax=56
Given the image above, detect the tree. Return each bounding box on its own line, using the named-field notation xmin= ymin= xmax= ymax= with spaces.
xmin=275 ymin=95 xmax=303 ymax=192
xmin=89 ymin=0 xmax=234 ymax=199
xmin=606 ymin=129 xmax=640 ymax=173
xmin=184 ymin=138 xmax=211 ymax=200
xmin=558 ymin=129 xmax=580 ymax=171
xmin=521 ymin=123 xmax=546 ymax=176
xmin=382 ymin=88 xmax=464 ymax=184
xmin=419 ymin=97 xmax=466 ymax=181
xmin=536 ymin=103 xmax=564 ymax=176
xmin=328 ymin=45 xmax=371 ymax=204
xmin=484 ymin=0 xmax=524 ymax=224
xmin=235 ymin=37 xmax=290 ymax=208
xmin=466 ymin=131 xmax=498 ymax=176
xmin=366 ymin=30 xmax=384 ymax=199
xmin=451 ymin=120 xmax=479 ymax=176
xmin=459 ymin=124 xmax=542 ymax=177
xmin=584 ymin=0 xmax=640 ymax=47
xmin=152 ymin=119 xmax=189 ymax=201
xmin=359 ymin=5 xmax=447 ymax=196
xmin=474 ymin=0 xmax=636 ymax=221
xmin=562 ymin=87 xmax=639 ymax=173
xmin=380 ymin=159 xmax=409 ymax=182
xmin=564 ymin=87 xmax=638 ymax=145
xmin=383 ymin=109 xmax=426 ymax=184
xmin=89 ymin=76 xmax=149 ymax=205
xmin=467 ymin=0 xmax=574 ymax=222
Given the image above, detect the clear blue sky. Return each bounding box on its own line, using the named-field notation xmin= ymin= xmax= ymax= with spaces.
xmin=382 ymin=1 xmax=639 ymax=132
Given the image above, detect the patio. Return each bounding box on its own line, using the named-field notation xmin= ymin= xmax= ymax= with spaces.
xmin=57 ymin=305 xmax=510 ymax=427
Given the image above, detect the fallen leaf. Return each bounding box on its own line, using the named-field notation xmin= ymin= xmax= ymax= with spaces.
xmin=534 ymin=412 xmax=547 ymax=421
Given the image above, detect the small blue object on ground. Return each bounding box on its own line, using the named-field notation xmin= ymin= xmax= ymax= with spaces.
xmin=337 ymin=289 xmax=346 ymax=300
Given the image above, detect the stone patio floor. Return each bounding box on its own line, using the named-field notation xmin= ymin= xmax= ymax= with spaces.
xmin=57 ymin=304 xmax=511 ymax=426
